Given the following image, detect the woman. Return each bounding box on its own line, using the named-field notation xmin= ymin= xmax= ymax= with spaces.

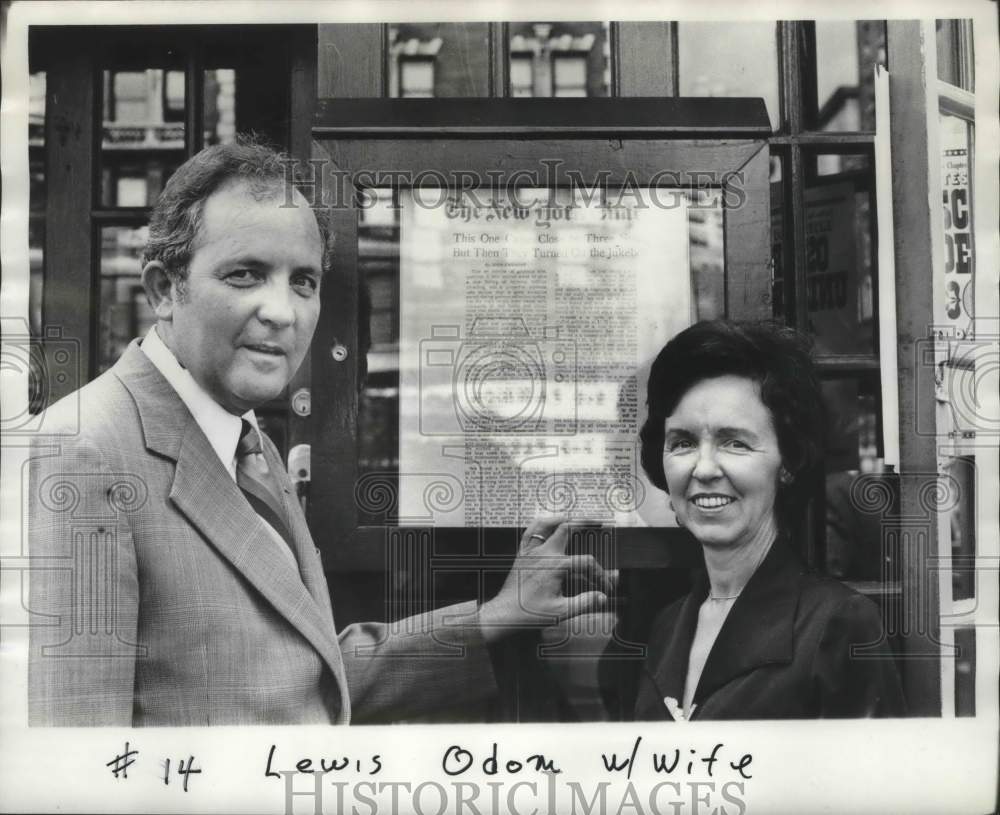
xmin=631 ymin=320 xmax=905 ymax=720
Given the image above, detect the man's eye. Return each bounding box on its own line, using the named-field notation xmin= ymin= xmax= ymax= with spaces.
xmin=292 ymin=274 xmax=319 ymax=294
xmin=225 ymin=269 xmax=258 ymax=285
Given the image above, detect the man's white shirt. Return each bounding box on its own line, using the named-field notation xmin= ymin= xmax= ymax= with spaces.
xmin=140 ymin=325 xmax=295 ymax=564
xmin=140 ymin=324 xmax=257 ymax=480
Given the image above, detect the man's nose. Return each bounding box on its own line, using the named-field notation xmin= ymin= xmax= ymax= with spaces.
xmin=256 ymin=276 xmax=296 ymax=327
xmin=691 ymin=442 xmax=722 ymax=481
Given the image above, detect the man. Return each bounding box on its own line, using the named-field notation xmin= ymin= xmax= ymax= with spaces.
xmin=27 ymin=140 xmax=609 ymax=726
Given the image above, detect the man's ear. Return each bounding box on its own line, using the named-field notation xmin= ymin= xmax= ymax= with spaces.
xmin=142 ymin=261 xmax=177 ymax=320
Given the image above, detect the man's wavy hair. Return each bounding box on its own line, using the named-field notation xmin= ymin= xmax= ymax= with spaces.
xmin=639 ymin=320 xmax=826 ymax=533
xmin=141 ymin=135 xmax=332 ymax=285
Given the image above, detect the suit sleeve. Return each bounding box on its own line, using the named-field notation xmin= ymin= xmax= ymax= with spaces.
xmin=812 ymin=593 xmax=907 ymax=718
xmin=27 ymin=438 xmax=140 ymax=726
xmin=337 ymin=601 xmax=498 ymax=723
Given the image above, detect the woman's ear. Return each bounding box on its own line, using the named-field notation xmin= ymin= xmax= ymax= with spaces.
xmin=142 ymin=261 xmax=177 ymax=320
xmin=667 ymin=495 xmax=684 ymax=526
xmin=779 ymin=467 xmax=794 ymax=485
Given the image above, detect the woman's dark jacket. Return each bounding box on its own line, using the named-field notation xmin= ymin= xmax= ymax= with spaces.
xmin=621 ymin=542 xmax=906 ymax=720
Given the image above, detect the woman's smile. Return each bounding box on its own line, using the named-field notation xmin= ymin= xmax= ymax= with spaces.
xmin=663 ymin=375 xmax=783 ymax=550
xmin=689 ymin=493 xmax=737 ymax=511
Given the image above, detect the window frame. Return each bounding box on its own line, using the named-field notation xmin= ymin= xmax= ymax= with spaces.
xmin=932 ymin=30 xmax=981 ymax=719
xmin=309 ymin=99 xmax=772 ymax=576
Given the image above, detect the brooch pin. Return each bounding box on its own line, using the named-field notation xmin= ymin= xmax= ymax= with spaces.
xmin=663 ymin=696 xmax=696 ymax=721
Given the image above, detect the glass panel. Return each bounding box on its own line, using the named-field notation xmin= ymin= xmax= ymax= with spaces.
xmin=947 ymin=455 xmax=976 ymax=602
xmin=387 ymin=23 xmax=490 ymax=97
xmin=399 ymin=59 xmax=435 ymax=98
xmin=28 ymin=71 xmax=47 ymax=414
xmin=812 ymin=21 xmax=885 ymax=132
xmin=938 ymin=113 xmax=974 ymax=331
xmin=98 ymin=225 xmax=154 ymax=373
xmin=552 ymin=55 xmax=587 ymax=97
xmin=358 ymin=190 xmax=401 ymax=514
xmin=101 ymin=67 xmax=186 ymax=207
xmin=28 ymin=219 xmax=45 ymax=337
xmin=803 ymin=152 xmax=876 ymax=355
xmin=28 ymin=71 xmax=46 ymax=337
xmin=356 ymin=185 xmax=724 ymax=526
xmin=28 ymin=71 xmax=45 ymax=208
xmin=508 ymin=22 xmax=610 ymax=97
xmin=678 ymin=22 xmax=779 ymax=130
xmin=163 ymin=69 xmax=185 ymax=120
xmin=823 ymin=376 xmax=891 ymax=580
xmin=936 ymin=19 xmax=974 ymax=91
xmin=688 ymin=189 xmax=724 ymax=320
xmin=769 ymin=154 xmax=787 ymax=322
xmin=204 ymin=68 xmax=237 ymax=146
xmin=954 ymin=626 xmax=976 ymax=716
xmin=510 ymin=54 xmax=533 ymax=97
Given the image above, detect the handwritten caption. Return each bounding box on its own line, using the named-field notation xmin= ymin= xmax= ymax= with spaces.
xmin=105 ymin=736 xmax=752 ymax=807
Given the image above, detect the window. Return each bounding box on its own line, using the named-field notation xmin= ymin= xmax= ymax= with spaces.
xmin=812 ymin=20 xmax=886 ymax=132
xmin=552 ymin=54 xmax=587 ymax=96
xmin=162 ymin=69 xmax=185 ymax=121
xmin=110 ymin=71 xmax=149 ymax=121
xmin=932 ymin=18 xmax=980 ymax=720
xmin=101 ymin=66 xmax=186 ymax=207
xmin=203 ymin=68 xmax=237 ymax=145
xmin=386 ymin=23 xmax=489 ymax=97
xmin=510 ymin=53 xmax=533 ymax=97
xmin=27 ymin=70 xmax=47 ymax=415
xmin=115 ymin=177 xmax=148 ymax=207
xmin=936 ymin=19 xmax=974 ymax=91
xmin=678 ymin=22 xmax=780 ymax=130
xmin=508 ymin=22 xmax=610 ymax=97
xmin=399 ymin=57 xmax=435 ymax=98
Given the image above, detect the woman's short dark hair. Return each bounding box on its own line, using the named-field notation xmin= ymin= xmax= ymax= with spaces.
xmin=639 ymin=320 xmax=826 ymax=531
xmin=141 ymin=135 xmax=333 ymax=283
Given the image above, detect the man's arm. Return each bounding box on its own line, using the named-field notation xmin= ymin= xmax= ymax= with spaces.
xmin=338 ymin=517 xmax=612 ymax=723
xmin=27 ymin=439 xmax=141 ymax=726
xmin=338 ymin=601 xmax=496 ymax=723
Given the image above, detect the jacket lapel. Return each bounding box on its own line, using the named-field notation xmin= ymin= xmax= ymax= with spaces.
xmin=692 ymin=543 xmax=801 ymax=707
xmin=114 ymin=341 xmax=348 ymax=697
xmin=644 ymin=589 xmax=702 ymax=720
xmin=263 ymin=439 xmax=342 ymax=639
xmin=262 ymin=442 xmax=352 ymax=724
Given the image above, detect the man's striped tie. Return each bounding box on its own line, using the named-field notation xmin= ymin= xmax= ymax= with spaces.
xmin=237 ymin=420 xmax=297 ymax=558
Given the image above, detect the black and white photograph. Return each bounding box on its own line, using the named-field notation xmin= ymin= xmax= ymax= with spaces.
xmin=0 ymin=0 xmax=997 ymax=812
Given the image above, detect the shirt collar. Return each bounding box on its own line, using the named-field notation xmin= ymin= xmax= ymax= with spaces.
xmin=139 ymin=325 xmax=257 ymax=479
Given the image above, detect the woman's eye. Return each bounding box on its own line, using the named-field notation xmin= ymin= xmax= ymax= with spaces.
xmin=724 ymin=439 xmax=751 ymax=451
xmin=666 ymin=438 xmax=694 ymax=452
